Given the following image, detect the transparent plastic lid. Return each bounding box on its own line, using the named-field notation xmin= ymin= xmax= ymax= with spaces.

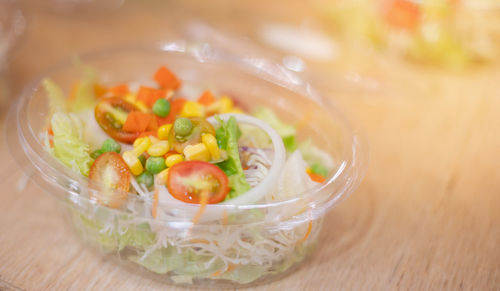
xmin=6 ymin=41 xmax=367 ymax=227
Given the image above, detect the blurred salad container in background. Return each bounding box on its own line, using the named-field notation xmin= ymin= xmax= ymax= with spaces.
xmin=323 ymin=0 xmax=500 ymax=68
xmin=0 ymin=0 xmax=25 ymax=108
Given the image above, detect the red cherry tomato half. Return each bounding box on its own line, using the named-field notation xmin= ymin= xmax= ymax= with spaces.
xmin=167 ymin=161 xmax=229 ymax=204
xmin=89 ymin=152 xmax=131 ymax=208
xmin=95 ymin=97 xmax=141 ymax=144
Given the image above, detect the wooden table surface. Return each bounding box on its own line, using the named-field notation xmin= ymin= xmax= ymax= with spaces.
xmin=1 ymin=1 xmax=499 ymax=290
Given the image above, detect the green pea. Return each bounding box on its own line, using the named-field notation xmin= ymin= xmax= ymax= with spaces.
xmin=90 ymin=149 xmax=103 ymax=159
xmin=145 ymin=156 xmax=166 ymax=174
xmin=174 ymin=117 xmax=193 ymax=137
xmin=136 ymin=171 xmax=154 ymax=188
xmin=152 ymin=99 xmax=171 ymax=117
xmin=101 ymin=138 xmax=121 ymax=153
xmin=138 ymin=155 xmax=147 ymax=167
xmin=311 ymin=163 xmax=328 ymax=178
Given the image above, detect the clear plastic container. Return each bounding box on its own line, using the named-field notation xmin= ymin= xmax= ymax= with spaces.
xmin=6 ymin=42 xmax=366 ymax=288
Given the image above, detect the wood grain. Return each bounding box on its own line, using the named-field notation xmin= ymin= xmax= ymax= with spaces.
xmin=0 ymin=1 xmax=499 ymax=290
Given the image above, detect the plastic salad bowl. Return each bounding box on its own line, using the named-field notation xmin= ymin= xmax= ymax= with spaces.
xmin=7 ymin=42 xmax=366 ymax=288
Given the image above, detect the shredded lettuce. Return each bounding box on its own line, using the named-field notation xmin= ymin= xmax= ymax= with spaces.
xmin=129 ymin=247 xmax=185 ymax=274
xmin=215 ymin=116 xmax=251 ymax=199
xmin=72 ymin=211 xmax=156 ymax=252
xmin=51 ymin=112 xmax=94 ymax=176
xmin=253 ymin=107 xmax=297 ymax=152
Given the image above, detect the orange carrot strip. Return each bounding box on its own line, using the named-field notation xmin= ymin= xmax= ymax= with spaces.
xmin=154 ymin=66 xmax=181 ymax=90
xmin=136 ymin=86 xmax=166 ymax=108
xmin=122 ymin=111 xmax=153 ymax=133
xmin=190 ymin=238 xmax=210 ymax=244
xmin=108 ymin=84 xmax=129 ymax=97
xmin=307 ymin=170 xmax=326 ymax=183
xmin=152 ymin=188 xmax=159 ymax=218
xmin=197 ymin=90 xmax=216 ymax=106
xmin=211 ymin=264 xmax=237 ymax=277
xmin=192 ymin=190 xmax=208 ymax=225
xmin=300 ymin=221 xmax=313 ymax=243
xmin=222 ymin=209 xmax=228 ymax=226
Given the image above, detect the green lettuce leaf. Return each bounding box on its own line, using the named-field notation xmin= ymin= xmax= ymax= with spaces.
xmin=215 ymin=116 xmax=251 ymax=199
xmin=51 ymin=112 xmax=94 ymax=176
xmin=253 ymin=107 xmax=297 ymax=152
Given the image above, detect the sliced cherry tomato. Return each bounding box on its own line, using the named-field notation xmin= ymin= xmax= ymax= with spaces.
xmin=169 ymin=117 xmax=216 ymax=153
xmin=95 ymin=97 xmax=141 ymax=144
xmin=167 ymin=161 xmax=229 ymax=204
xmin=89 ymin=152 xmax=131 ymax=208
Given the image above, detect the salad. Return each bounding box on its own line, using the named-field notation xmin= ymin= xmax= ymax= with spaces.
xmin=325 ymin=0 xmax=500 ymax=67
xmin=41 ymin=63 xmax=334 ymax=285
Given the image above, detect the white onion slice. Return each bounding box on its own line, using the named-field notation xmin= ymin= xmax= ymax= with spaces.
xmin=209 ymin=114 xmax=286 ymax=205
xmin=156 ymin=114 xmax=286 ymax=222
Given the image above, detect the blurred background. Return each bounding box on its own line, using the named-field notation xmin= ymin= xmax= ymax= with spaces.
xmin=1 ymin=0 xmax=499 ymax=290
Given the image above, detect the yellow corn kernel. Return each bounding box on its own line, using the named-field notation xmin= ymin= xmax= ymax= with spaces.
xmin=122 ymin=151 xmax=144 ymax=176
xmin=124 ymin=93 xmax=136 ymax=104
xmin=156 ymin=168 xmax=169 ymax=185
xmin=181 ymin=101 xmax=205 ymax=118
xmin=166 ymin=154 xmax=184 ymax=168
xmin=219 ymin=96 xmax=234 ymax=113
xmin=184 ymin=143 xmax=210 ymax=162
xmin=149 ymin=136 xmax=160 ymax=144
xmin=228 ymin=107 xmax=244 ymax=114
xmin=157 ymin=124 xmax=172 ymax=140
xmin=147 ymin=140 xmax=169 ymax=157
xmin=201 ymin=133 xmax=220 ymax=160
xmin=132 ymin=137 xmax=151 ymax=156
xmin=135 ymin=100 xmax=149 ymax=113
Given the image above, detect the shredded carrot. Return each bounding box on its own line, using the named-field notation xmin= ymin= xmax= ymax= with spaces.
xmin=211 ymin=264 xmax=237 ymax=277
xmin=108 ymin=84 xmax=129 ymax=97
xmin=307 ymin=169 xmax=326 ymax=183
xmin=156 ymin=98 xmax=187 ymax=125
xmin=222 ymin=210 xmax=228 ymax=226
xmin=152 ymin=188 xmax=159 ymax=218
xmin=197 ymin=90 xmax=216 ymax=106
xmin=299 ymin=221 xmax=313 ymax=243
xmin=122 ymin=111 xmax=153 ymax=133
xmin=192 ymin=190 xmax=208 ymax=225
xmin=154 ymin=66 xmax=181 ymax=90
xmin=93 ymin=83 xmax=108 ymax=98
xmin=47 ymin=127 xmax=54 ymax=147
xmin=136 ymin=86 xmax=166 ymax=108
xmin=190 ymin=238 xmax=210 ymax=244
